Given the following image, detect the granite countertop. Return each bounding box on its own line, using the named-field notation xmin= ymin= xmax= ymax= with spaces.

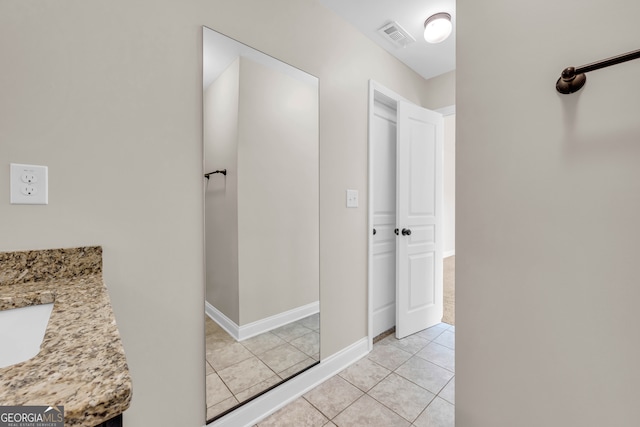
xmin=0 ymin=247 xmax=132 ymax=426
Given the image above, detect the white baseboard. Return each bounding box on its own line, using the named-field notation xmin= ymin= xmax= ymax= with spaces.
xmin=207 ymin=336 xmax=369 ymax=427
xmin=205 ymin=301 xmax=320 ymax=341
xmin=205 ymin=302 xmax=240 ymax=340
xmin=238 ymin=301 xmax=319 ymax=341
xmin=443 ymin=250 xmax=455 ymax=258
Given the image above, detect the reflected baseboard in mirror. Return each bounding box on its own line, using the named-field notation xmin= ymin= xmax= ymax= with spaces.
xmin=205 ymin=313 xmax=319 ymax=421
xmin=203 ymin=26 xmax=320 ymax=423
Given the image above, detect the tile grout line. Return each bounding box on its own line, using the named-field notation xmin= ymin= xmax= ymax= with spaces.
xmin=206 ymin=316 xmax=322 ymax=417
xmin=371 ymin=350 xmax=452 ymax=424
xmin=312 ymin=329 xmax=455 ymax=425
xmin=251 ymin=323 xmax=455 ymax=426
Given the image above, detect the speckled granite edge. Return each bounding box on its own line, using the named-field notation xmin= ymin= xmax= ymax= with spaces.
xmin=0 ymin=246 xmax=102 ymax=286
xmin=0 ymin=247 xmax=132 ymax=427
xmin=0 ymin=290 xmax=55 ymax=310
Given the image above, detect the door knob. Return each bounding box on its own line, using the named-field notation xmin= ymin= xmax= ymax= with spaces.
xmin=373 ymin=228 xmax=377 ymax=235
xmin=401 ymin=228 xmax=411 ymax=236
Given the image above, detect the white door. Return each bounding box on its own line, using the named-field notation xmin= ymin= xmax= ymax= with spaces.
xmin=395 ymin=100 xmax=444 ymax=339
xmin=371 ymin=99 xmax=397 ymax=337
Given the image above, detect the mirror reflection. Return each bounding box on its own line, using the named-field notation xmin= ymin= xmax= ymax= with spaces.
xmin=203 ymin=26 xmax=320 ymax=422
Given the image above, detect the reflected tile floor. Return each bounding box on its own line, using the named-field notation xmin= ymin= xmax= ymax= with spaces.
xmin=206 ymin=314 xmax=320 ymax=420
xmin=256 ymin=323 xmax=455 ymax=427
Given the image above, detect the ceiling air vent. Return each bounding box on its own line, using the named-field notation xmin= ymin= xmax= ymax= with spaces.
xmin=377 ymin=21 xmax=416 ymax=48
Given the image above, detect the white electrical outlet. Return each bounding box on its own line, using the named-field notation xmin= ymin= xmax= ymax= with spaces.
xmin=10 ymin=163 xmax=48 ymax=205
xmin=21 ymin=185 xmax=37 ymax=196
xmin=346 ymin=189 xmax=359 ymax=208
xmin=21 ymin=173 xmax=38 ymax=184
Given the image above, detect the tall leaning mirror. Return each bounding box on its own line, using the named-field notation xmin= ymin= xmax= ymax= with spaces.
xmin=202 ymin=26 xmax=320 ymax=422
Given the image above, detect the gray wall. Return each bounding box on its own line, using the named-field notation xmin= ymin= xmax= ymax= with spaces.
xmin=0 ymin=1 xmax=439 ymax=425
xmin=205 ymin=55 xmax=320 ymax=326
xmin=457 ymin=0 xmax=640 ymax=425
xmin=236 ymin=57 xmax=319 ymax=325
xmin=205 ymin=58 xmax=240 ymax=324
xmin=422 ymin=70 xmax=455 ymax=110
xmin=205 ymin=55 xmax=319 ymax=327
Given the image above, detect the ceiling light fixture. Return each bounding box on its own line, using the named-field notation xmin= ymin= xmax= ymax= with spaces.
xmin=423 ymin=12 xmax=452 ymax=44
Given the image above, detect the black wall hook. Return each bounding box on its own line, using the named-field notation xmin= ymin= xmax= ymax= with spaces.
xmin=204 ymin=169 xmax=227 ymax=179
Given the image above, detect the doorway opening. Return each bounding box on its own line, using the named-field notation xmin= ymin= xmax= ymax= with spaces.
xmin=367 ymin=80 xmax=455 ymax=348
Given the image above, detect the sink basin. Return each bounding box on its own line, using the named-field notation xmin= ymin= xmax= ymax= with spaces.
xmin=0 ymin=303 xmax=54 ymax=368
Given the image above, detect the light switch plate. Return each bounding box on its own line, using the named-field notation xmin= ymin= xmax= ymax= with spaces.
xmin=346 ymin=189 xmax=359 ymax=208
xmin=10 ymin=163 xmax=48 ymax=205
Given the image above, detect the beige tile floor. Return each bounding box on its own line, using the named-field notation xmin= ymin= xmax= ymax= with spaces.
xmin=206 ymin=314 xmax=320 ymax=420
xmin=255 ymin=322 xmax=455 ymax=426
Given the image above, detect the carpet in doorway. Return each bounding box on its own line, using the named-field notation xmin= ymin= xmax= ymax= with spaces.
xmin=442 ymin=255 xmax=455 ymax=325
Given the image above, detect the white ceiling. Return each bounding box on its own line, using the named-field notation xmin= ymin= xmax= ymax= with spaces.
xmin=318 ymin=0 xmax=456 ymax=81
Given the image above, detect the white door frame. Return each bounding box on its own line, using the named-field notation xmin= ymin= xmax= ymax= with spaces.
xmin=367 ymin=79 xmax=455 ymax=350
xmin=367 ymin=80 xmax=412 ymax=350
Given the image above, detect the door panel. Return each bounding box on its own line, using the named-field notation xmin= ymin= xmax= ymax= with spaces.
xmin=371 ymin=100 xmax=397 ymax=337
xmin=408 ymin=252 xmax=435 ymax=308
xmin=409 ymin=126 xmax=436 ymax=216
xmin=409 ymin=225 xmax=435 ymax=243
xmin=396 ymin=100 xmax=443 ymax=339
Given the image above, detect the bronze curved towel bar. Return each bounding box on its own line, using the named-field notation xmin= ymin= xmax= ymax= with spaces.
xmin=556 ymin=48 xmax=640 ymax=94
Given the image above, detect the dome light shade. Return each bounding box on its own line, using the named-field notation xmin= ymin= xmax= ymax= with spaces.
xmin=424 ymin=13 xmax=452 ymax=44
